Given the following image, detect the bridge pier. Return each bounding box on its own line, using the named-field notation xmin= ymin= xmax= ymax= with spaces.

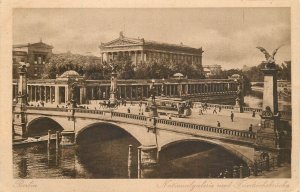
xmin=138 ymin=145 xmax=158 ymax=168
xmin=60 ymin=131 xmax=75 ymax=145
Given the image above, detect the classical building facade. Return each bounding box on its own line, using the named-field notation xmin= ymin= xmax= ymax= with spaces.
xmin=13 ymin=70 xmax=239 ymax=105
xmin=99 ymin=32 xmax=204 ymax=68
xmin=13 ymin=40 xmax=53 ymax=79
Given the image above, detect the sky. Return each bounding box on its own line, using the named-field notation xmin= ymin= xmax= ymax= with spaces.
xmin=13 ymin=8 xmax=291 ymax=69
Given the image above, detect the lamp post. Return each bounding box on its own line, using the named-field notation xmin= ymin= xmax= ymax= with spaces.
xmin=147 ymin=78 xmax=158 ymax=133
xmin=233 ymin=76 xmax=244 ymax=113
xmin=161 ymin=78 xmax=165 ymax=97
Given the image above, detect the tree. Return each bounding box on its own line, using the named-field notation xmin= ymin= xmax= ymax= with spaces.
xmin=43 ymin=53 xmax=104 ymax=79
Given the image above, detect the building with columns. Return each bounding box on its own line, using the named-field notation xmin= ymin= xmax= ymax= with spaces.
xmin=99 ymin=32 xmax=204 ymax=68
xmin=13 ymin=40 xmax=53 ymax=79
xmin=13 ymin=70 xmax=239 ymax=105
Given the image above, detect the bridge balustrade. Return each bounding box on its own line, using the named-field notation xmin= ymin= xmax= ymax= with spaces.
xmin=156 ymin=118 xmax=256 ymax=141
xmin=27 ymin=106 xmax=69 ymax=112
xmin=24 ymin=107 xmax=256 ymax=142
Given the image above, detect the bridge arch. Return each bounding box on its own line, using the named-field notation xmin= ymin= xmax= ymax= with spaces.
xmin=26 ymin=117 xmax=64 ymax=137
xmin=159 ymin=138 xmax=253 ymax=166
xmin=75 ymin=122 xmax=144 ymax=145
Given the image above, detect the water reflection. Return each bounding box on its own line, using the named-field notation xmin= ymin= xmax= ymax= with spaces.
xmin=13 ymin=138 xmax=245 ymax=179
xmin=245 ymin=91 xmax=291 ymax=111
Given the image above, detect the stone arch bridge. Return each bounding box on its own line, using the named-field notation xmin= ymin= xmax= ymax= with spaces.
xmin=16 ymin=106 xmax=282 ymax=168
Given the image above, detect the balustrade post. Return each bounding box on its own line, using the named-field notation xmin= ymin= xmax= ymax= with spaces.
xmin=233 ymin=165 xmax=238 ymax=178
xmin=47 ymin=130 xmax=51 ymax=150
xmin=56 ymin=131 xmax=60 ymax=151
xmin=239 ymin=164 xmax=244 ymax=178
xmin=253 ymin=162 xmax=258 ymax=176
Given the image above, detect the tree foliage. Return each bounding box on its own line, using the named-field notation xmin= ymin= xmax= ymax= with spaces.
xmin=43 ymin=52 xmax=108 ymax=79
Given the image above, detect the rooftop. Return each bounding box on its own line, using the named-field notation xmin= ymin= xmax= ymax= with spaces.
xmin=100 ymin=32 xmax=203 ymax=54
xmin=13 ymin=40 xmax=53 ymax=49
xmin=60 ymin=70 xmax=81 ymax=78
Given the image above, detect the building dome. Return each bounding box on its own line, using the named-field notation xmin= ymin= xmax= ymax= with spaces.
xmin=231 ymin=74 xmax=240 ymax=78
xmin=60 ymin=70 xmax=81 ymax=78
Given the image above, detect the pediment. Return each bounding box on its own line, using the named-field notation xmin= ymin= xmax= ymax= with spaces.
xmin=102 ymin=38 xmax=142 ymax=47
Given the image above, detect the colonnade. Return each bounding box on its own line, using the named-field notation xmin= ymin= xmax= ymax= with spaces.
xmin=12 ymin=80 xmax=238 ymax=105
xmin=101 ymin=50 xmax=202 ymax=66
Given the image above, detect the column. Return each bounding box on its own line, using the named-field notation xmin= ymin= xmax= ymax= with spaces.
xmin=65 ymin=86 xmax=68 ymax=103
xmin=106 ymin=86 xmax=109 ymax=99
xmin=118 ymin=86 xmax=122 ymax=99
xmin=80 ymin=87 xmax=87 ymax=104
xmin=141 ymin=50 xmax=144 ymax=64
xmin=39 ymin=86 xmax=42 ymax=101
xmin=55 ymin=86 xmax=59 ymax=104
xmin=34 ymin=86 xmax=37 ymax=102
xmin=124 ymin=86 xmax=127 ymax=99
xmin=130 ymin=86 xmax=133 ymax=100
xmin=49 ymin=86 xmax=52 ymax=103
xmin=91 ymin=87 xmax=94 ymax=100
xmin=44 ymin=86 xmax=47 ymax=102
xmin=146 ymin=86 xmax=149 ymax=98
xmin=135 ymin=51 xmax=137 ymax=66
xmin=27 ymin=86 xmax=31 ymax=102
xmin=141 ymin=86 xmax=144 ymax=98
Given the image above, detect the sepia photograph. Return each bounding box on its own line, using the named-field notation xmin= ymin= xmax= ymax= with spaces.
xmin=11 ymin=7 xmax=292 ymax=179
xmin=1 ymin=0 xmax=299 ymax=191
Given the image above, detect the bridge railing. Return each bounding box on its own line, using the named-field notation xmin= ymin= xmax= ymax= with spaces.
xmin=74 ymin=108 xmax=106 ymax=115
xmin=27 ymin=106 xmax=69 ymax=112
xmin=192 ymin=102 xmax=291 ymax=120
xmin=24 ymin=106 xmax=256 ymax=142
xmin=193 ymin=102 xmax=234 ymax=110
xmin=111 ymin=111 xmax=147 ymax=122
xmin=157 ymin=118 xmax=256 ymax=140
xmin=242 ymin=107 xmax=262 ymax=113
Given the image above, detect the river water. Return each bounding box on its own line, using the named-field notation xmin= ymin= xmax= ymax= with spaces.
xmin=13 ymin=135 xmax=245 ymax=179
xmin=13 ymin=93 xmax=291 ymax=179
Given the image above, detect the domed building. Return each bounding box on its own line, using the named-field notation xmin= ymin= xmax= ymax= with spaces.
xmin=56 ymin=70 xmax=84 ymax=81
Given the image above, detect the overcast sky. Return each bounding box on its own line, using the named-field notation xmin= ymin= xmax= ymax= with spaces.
xmin=13 ymin=8 xmax=290 ymax=69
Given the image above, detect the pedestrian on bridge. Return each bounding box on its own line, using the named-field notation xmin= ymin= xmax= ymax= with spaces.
xmin=213 ymin=106 xmax=218 ymax=114
xmin=231 ymin=111 xmax=234 ymax=122
xmin=252 ymin=110 xmax=256 ymax=117
xmin=249 ymin=124 xmax=253 ymax=132
xmin=127 ymin=107 xmax=131 ymax=113
xmin=199 ymin=108 xmax=203 ymax=115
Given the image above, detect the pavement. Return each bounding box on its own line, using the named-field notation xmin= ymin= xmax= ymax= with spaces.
xmin=28 ymin=101 xmax=261 ymax=132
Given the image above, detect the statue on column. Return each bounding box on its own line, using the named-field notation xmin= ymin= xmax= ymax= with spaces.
xmin=109 ymin=62 xmax=118 ymax=73
xmin=235 ymin=83 xmax=242 ymax=105
xmin=150 ymin=85 xmax=156 ymax=104
xmin=256 ymin=46 xmax=282 ymax=69
xmin=70 ymin=82 xmax=77 ymax=108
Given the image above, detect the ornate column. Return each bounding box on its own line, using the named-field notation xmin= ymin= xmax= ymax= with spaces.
xmin=141 ymin=50 xmax=144 ymax=64
xmin=135 ymin=51 xmax=138 ymax=66
xmin=13 ymin=64 xmax=28 ymax=136
xmin=109 ymin=65 xmax=118 ymax=106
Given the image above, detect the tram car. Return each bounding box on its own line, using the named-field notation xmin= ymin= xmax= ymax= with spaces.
xmin=153 ymin=98 xmax=192 ymax=118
